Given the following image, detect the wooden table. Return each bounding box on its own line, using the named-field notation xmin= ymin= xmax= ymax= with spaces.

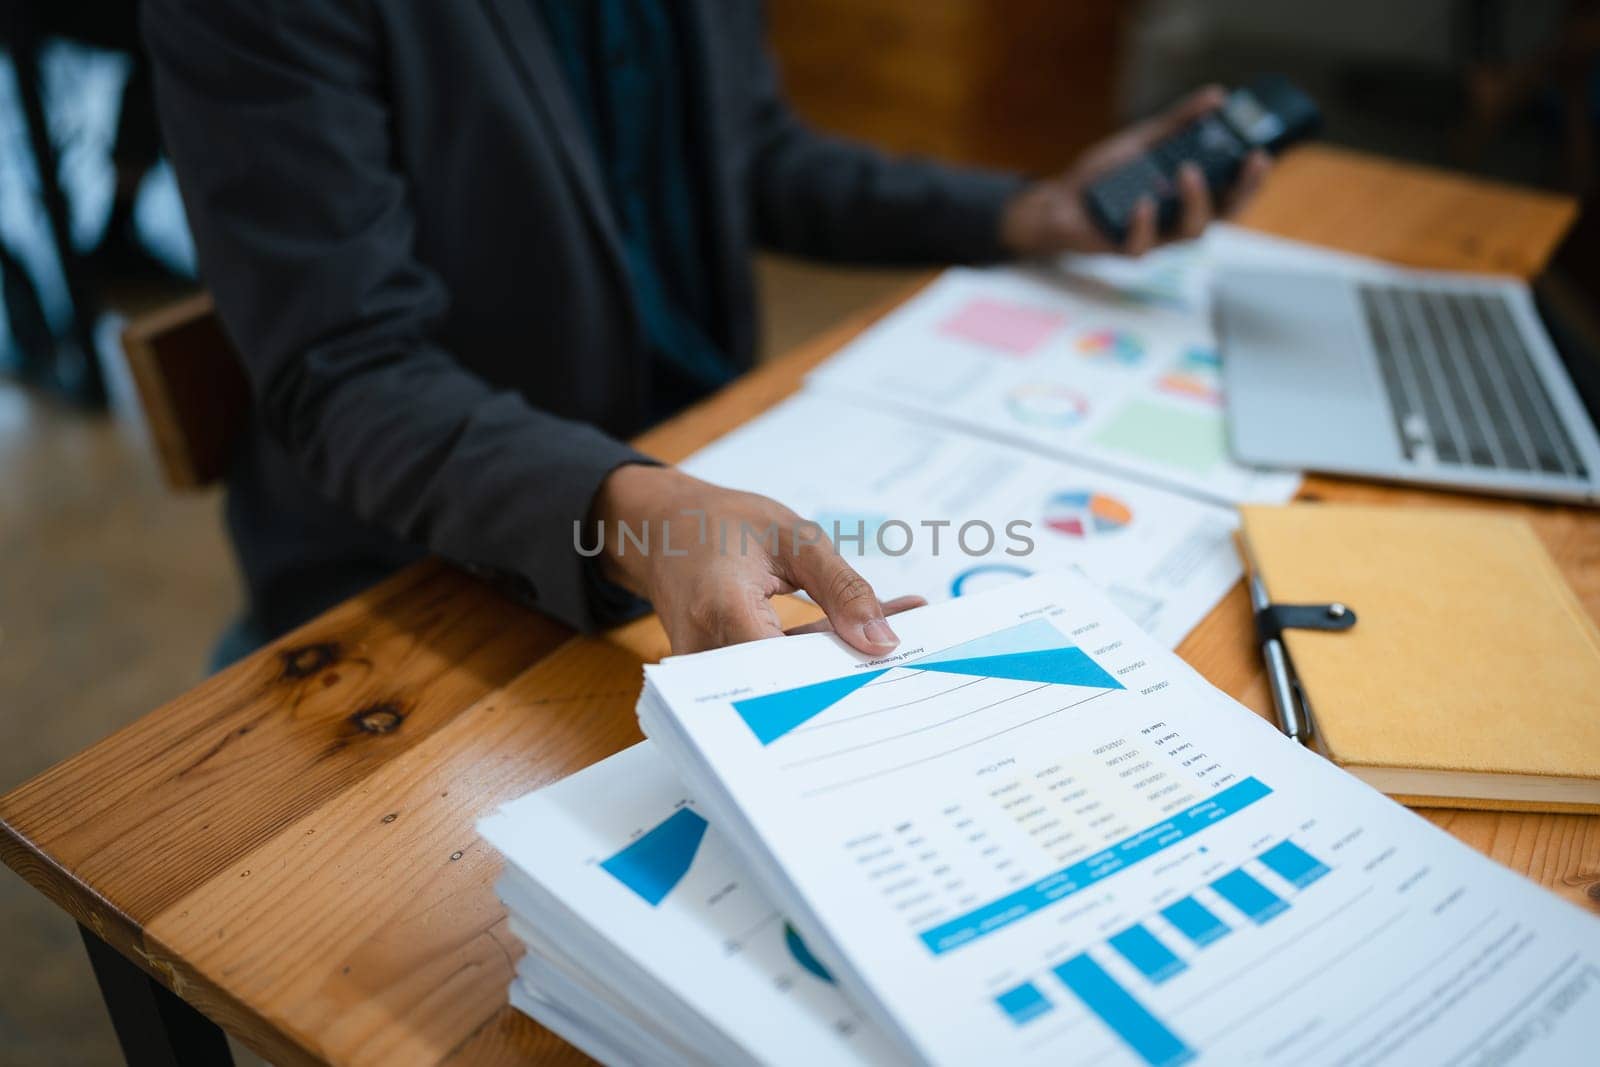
xmin=4 ymin=145 xmax=1596 ymax=1066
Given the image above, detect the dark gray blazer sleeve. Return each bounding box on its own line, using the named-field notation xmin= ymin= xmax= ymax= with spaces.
xmin=142 ymin=0 xmax=647 ymax=631
xmin=737 ymin=10 xmax=1028 ymax=266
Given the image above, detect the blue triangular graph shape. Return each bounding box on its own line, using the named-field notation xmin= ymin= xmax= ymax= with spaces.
xmin=784 ymin=922 xmax=836 ymax=984
xmin=916 ymin=618 xmax=1071 ymax=667
xmin=600 ymin=807 xmax=709 ymax=906
xmin=912 ymin=647 xmax=1123 ymax=690
xmin=733 ymin=669 xmax=890 ymax=744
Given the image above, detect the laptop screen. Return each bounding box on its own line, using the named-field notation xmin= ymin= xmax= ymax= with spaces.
xmin=1535 ymin=202 xmax=1600 ymax=424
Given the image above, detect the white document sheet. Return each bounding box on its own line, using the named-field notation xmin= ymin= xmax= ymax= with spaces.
xmin=641 ymin=573 xmax=1600 ymax=1067
xmin=681 ymin=390 xmax=1242 ymax=648
xmin=808 ymin=265 xmax=1300 ymax=505
xmin=478 ymin=743 xmax=902 ymax=1066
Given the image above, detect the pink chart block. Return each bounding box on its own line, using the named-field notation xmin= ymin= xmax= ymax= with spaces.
xmin=938 ymin=297 xmax=1065 ymax=355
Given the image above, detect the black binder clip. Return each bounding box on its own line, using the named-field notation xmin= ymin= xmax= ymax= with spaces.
xmin=1254 ymin=601 xmax=1358 ymax=644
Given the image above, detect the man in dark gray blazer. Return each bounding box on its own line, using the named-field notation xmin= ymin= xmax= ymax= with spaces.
xmin=142 ymin=0 xmax=1265 ymax=658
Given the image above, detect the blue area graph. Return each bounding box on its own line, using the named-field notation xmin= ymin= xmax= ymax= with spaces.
xmin=917 ymin=618 xmax=1074 ymax=664
xmin=913 ymin=647 xmax=1119 ymax=687
xmin=731 ymin=619 xmax=1122 ymax=745
xmin=783 ymin=922 xmax=835 ymax=984
xmin=1160 ymin=897 xmax=1230 ymax=949
xmin=1211 ymin=869 xmax=1289 ymax=925
xmin=1054 ymin=954 xmax=1196 ymax=1067
xmin=1109 ymin=924 xmax=1188 ymax=984
xmin=599 ymin=807 xmax=708 ymax=906
xmin=732 ymin=670 xmax=890 ymax=745
xmin=995 ymin=981 xmax=1054 ymax=1025
xmin=918 ymin=777 xmax=1271 ymax=954
xmin=1258 ymin=840 xmax=1331 ymax=889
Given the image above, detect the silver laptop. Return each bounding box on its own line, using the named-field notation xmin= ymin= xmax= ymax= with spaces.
xmin=1216 ymin=204 xmax=1600 ymax=504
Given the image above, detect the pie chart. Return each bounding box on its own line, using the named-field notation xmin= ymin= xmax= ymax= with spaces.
xmin=1006 ymin=383 xmax=1091 ymax=427
xmin=1044 ymin=490 xmax=1133 ymax=538
xmin=1075 ymin=329 xmax=1145 ymax=366
xmin=950 ymin=563 xmax=1033 ymax=597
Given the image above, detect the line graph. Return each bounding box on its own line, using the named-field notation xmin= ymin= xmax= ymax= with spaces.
xmin=732 ymin=619 xmax=1123 ymax=745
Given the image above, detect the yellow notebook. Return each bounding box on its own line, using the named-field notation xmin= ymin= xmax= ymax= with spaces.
xmin=1238 ymin=504 xmax=1600 ymax=813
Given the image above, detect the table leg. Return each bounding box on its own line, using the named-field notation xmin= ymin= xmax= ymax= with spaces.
xmin=79 ymin=925 xmax=235 ymax=1067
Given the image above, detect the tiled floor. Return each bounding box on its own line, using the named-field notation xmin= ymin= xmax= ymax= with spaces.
xmin=0 ymin=253 xmax=915 ymax=1064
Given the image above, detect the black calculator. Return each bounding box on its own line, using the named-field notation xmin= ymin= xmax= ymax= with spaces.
xmin=1084 ymin=75 xmax=1320 ymax=244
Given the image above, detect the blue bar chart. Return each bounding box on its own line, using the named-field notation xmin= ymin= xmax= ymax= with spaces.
xmin=1211 ymin=868 xmax=1289 ymax=925
xmin=1108 ymin=924 xmax=1188 ymax=984
xmin=1044 ymin=839 xmax=1335 ymax=1063
xmin=994 ymin=981 xmax=1054 ymax=1026
xmin=1258 ymin=840 xmax=1331 ymax=889
xmin=1160 ymin=897 xmax=1230 ymax=948
xmin=1053 ymin=954 xmax=1196 ymax=1067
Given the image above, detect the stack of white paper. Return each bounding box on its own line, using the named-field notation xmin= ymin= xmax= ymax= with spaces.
xmin=637 ymin=572 xmax=1600 ymax=1066
xmin=477 ymin=742 xmax=905 ymax=1066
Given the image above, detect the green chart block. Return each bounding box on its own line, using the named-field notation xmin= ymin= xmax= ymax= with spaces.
xmin=1091 ymin=400 xmax=1227 ymax=475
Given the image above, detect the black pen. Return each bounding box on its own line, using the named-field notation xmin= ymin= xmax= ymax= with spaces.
xmin=1249 ymin=575 xmax=1307 ymax=744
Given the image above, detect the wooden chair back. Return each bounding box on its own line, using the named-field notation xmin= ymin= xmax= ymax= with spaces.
xmin=121 ymin=293 xmax=252 ymax=490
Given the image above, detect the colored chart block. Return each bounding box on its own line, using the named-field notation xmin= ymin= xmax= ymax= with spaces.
xmin=1160 ymin=897 xmax=1230 ymax=948
xmin=1211 ymin=869 xmax=1289 ymax=925
xmin=939 ymin=296 xmax=1065 ymax=355
xmin=1258 ymin=841 xmax=1331 ymax=889
xmin=1091 ymin=401 xmax=1228 ymax=475
xmin=1156 ymin=347 xmax=1224 ymax=406
xmin=1054 ymin=954 xmax=1195 ymax=1067
xmin=599 ymin=807 xmax=709 ymax=906
xmin=1156 ymin=374 xmax=1222 ymax=405
xmin=1109 ymin=924 xmax=1188 ymax=984
xmin=1076 ymin=328 xmax=1147 ymax=366
xmin=995 ymin=981 xmax=1054 ymax=1026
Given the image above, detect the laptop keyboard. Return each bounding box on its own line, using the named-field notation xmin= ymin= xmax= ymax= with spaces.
xmin=1357 ymin=284 xmax=1588 ymax=478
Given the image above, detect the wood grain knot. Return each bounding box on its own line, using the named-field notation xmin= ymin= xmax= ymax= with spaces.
xmin=280 ymin=641 xmax=340 ymax=679
xmin=350 ymin=701 xmax=405 ymax=735
xmin=1587 ymin=880 xmax=1600 ymax=905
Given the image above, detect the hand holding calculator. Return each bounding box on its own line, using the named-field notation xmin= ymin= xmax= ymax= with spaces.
xmin=1083 ymin=75 xmax=1321 ymax=244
